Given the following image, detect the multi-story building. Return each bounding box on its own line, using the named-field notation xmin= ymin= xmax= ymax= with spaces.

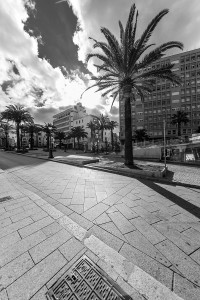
xmin=119 ymin=48 xmax=200 ymax=142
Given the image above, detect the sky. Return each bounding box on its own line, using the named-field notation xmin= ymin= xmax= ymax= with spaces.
xmin=0 ymin=0 xmax=200 ymax=124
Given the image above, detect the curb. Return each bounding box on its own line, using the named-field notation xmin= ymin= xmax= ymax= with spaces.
xmin=6 ymin=151 xmax=200 ymax=190
xmin=2 ymin=173 xmax=183 ymax=300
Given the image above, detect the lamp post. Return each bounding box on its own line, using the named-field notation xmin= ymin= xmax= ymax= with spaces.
xmin=163 ymin=119 xmax=167 ymax=175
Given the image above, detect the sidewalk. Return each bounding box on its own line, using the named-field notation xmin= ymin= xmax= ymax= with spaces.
xmin=0 ymin=169 xmax=184 ymax=300
xmin=2 ymin=157 xmax=200 ymax=299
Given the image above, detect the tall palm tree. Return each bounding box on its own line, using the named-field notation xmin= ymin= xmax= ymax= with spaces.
xmin=86 ymin=120 xmax=97 ymax=141
xmin=108 ymin=120 xmax=118 ymax=150
xmin=95 ymin=114 xmax=110 ymax=142
xmin=54 ymin=131 xmax=66 ymax=149
xmin=42 ymin=123 xmax=57 ymax=150
xmin=25 ymin=123 xmax=43 ymax=149
xmin=1 ymin=105 xmax=33 ymax=151
xmin=83 ymin=4 xmax=183 ymax=165
xmin=0 ymin=122 xmax=13 ymax=149
xmin=69 ymin=126 xmax=88 ymax=149
xmin=171 ymin=110 xmax=189 ymax=137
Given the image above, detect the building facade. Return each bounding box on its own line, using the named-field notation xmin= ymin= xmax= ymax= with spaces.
xmin=119 ymin=48 xmax=200 ymax=142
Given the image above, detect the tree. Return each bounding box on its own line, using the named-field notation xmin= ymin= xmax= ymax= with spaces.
xmin=86 ymin=120 xmax=97 ymax=141
xmin=22 ymin=123 xmax=43 ymax=149
xmin=1 ymin=105 xmax=33 ymax=151
xmin=42 ymin=123 xmax=57 ymax=150
xmin=83 ymin=4 xmax=183 ymax=165
xmin=108 ymin=120 xmax=118 ymax=150
xmin=54 ymin=131 xmax=66 ymax=149
xmin=94 ymin=114 xmax=110 ymax=142
xmin=0 ymin=122 xmax=13 ymax=149
xmin=134 ymin=128 xmax=149 ymax=142
xmin=69 ymin=126 xmax=88 ymax=149
xmin=171 ymin=110 xmax=189 ymax=137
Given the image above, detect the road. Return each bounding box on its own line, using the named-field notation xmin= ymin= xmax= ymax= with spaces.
xmin=0 ymin=150 xmax=46 ymax=170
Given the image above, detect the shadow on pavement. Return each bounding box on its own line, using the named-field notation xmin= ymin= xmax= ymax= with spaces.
xmin=139 ymin=178 xmax=200 ymax=219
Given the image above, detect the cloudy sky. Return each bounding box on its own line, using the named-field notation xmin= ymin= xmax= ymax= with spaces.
xmin=0 ymin=0 xmax=200 ymax=124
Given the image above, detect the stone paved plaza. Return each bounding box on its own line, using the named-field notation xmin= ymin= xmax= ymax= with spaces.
xmin=1 ymin=160 xmax=200 ymax=299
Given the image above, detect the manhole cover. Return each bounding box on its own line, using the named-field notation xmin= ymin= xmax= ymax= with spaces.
xmin=0 ymin=196 xmax=12 ymax=203
xmin=46 ymin=255 xmax=132 ymax=300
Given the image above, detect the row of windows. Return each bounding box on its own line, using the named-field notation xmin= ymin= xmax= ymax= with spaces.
xmin=180 ymin=54 xmax=200 ymax=63
xmin=180 ymin=63 xmax=200 ymax=71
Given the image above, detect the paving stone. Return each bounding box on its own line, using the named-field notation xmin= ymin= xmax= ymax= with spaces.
xmin=30 ymin=286 xmax=47 ymax=300
xmin=96 ymin=192 xmax=107 ymax=202
xmin=88 ymin=225 xmax=124 ymax=252
xmin=131 ymin=217 xmax=166 ymax=245
xmin=116 ymin=276 xmax=146 ymax=300
xmin=0 ymin=252 xmax=34 ymax=289
xmin=0 ymin=207 xmax=25 ymax=222
xmin=61 ymin=189 xmax=74 ymax=199
xmin=74 ymin=185 xmax=85 ymax=192
xmin=40 ymin=204 xmax=63 ymax=220
xmin=173 ymin=273 xmax=200 ymax=300
xmin=190 ymin=248 xmax=200 ymax=265
xmin=126 ymin=193 xmax=141 ymax=201
xmin=100 ymin=222 xmax=127 ymax=242
xmin=108 ymin=211 xmax=136 ymax=234
xmin=31 ymin=210 xmax=49 ymax=221
xmin=82 ymin=203 xmax=109 ymax=221
xmin=106 ymin=206 xmax=118 ymax=213
xmin=54 ymin=203 xmax=73 ymax=216
xmin=125 ymin=230 xmax=171 ymax=267
xmin=131 ymin=206 xmax=161 ymax=224
xmin=154 ymin=222 xmax=200 ymax=254
xmin=84 ymin=197 xmax=97 ymax=211
xmin=0 ymin=230 xmax=46 ymax=267
xmin=58 ymin=198 xmax=72 ymax=206
xmin=102 ymin=194 xmax=123 ymax=206
xmin=0 ymin=217 xmax=12 ymax=228
xmin=97 ymin=259 xmax=118 ymax=281
xmin=4 ymin=200 xmax=32 ymax=212
xmin=59 ymin=237 xmax=85 ymax=261
xmin=0 ymin=231 xmax=21 ymax=252
xmin=114 ymin=203 xmax=138 ymax=219
xmin=156 ymin=239 xmax=200 ymax=286
xmin=0 ymin=289 xmax=8 ymax=300
xmin=68 ymin=204 xmax=84 ymax=214
xmin=18 ymin=216 xmax=54 ymax=238
xmin=68 ymin=212 xmax=93 ymax=230
xmin=29 ymin=229 xmax=71 ymax=263
xmin=120 ymin=243 xmax=173 ymax=290
xmin=71 ymin=193 xmax=85 ymax=205
xmin=59 ymin=215 xmax=87 ymax=241
xmin=84 ymin=189 xmax=96 ymax=198
xmin=0 ymin=217 xmax=33 ymax=239
xmin=41 ymin=222 xmax=63 ymax=238
xmin=7 ymin=250 xmax=67 ymax=300
xmin=10 ymin=207 xmax=41 ymax=222
xmin=0 ymin=207 xmax=6 ymax=215
xmin=95 ymin=212 xmax=111 ymax=225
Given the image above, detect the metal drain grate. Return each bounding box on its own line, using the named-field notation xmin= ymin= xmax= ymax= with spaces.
xmin=46 ymin=255 xmax=132 ymax=300
xmin=0 ymin=196 xmax=12 ymax=203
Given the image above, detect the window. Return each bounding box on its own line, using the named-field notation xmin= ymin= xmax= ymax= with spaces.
xmin=183 ymin=129 xmax=186 ymax=134
xmin=173 ymin=130 xmax=176 ymax=135
xmin=167 ymin=130 xmax=171 ymax=135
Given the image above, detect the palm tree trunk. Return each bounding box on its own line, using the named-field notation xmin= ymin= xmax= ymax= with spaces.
xmin=77 ymin=138 xmax=80 ymax=150
xmin=178 ymin=122 xmax=181 ymax=137
xmin=5 ymin=133 xmax=8 ymax=149
xmin=74 ymin=137 xmax=75 ymax=149
xmin=101 ymin=129 xmax=104 ymax=142
xmin=59 ymin=139 xmax=62 ymax=149
xmin=30 ymin=132 xmax=34 ymax=149
xmin=16 ymin=122 xmax=20 ymax=151
xmin=124 ymin=86 xmax=133 ymax=166
xmin=111 ymin=129 xmax=113 ymax=151
xmin=47 ymin=134 xmax=50 ymax=150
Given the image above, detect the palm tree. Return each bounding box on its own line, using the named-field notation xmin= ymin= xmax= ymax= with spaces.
xmin=0 ymin=122 xmax=13 ymax=149
xmin=95 ymin=114 xmax=110 ymax=142
xmin=134 ymin=128 xmax=149 ymax=142
xmin=69 ymin=126 xmax=88 ymax=149
xmin=86 ymin=120 xmax=97 ymax=141
xmin=83 ymin=4 xmax=183 ymax=165
xmin=171 ymin=110 xmax=189 ymax=137
xmin=1 ymin=105 xmax=33 ymax=151
xmin=25 ymin=123 xmax=43 ymax=149
xmin=42 ymin=123 xmax=57 ymax=150
xmin=108 ymin=120 xmax=118 ymax=150
xmin=54 ymin=131 xmax=66 ymax=149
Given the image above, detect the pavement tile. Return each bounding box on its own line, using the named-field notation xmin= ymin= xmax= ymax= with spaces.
xmin=68 ymin=204 xmax=84 ymax=214
xmin=0 ymin=217 xmax=12 ymax=228
xmin=102 ymin=194 xmax=123 ymax=206
xmin=82 ymin=203 xmax=109 ymax=221
xmin=0 ymin=231 xmax=21 ymax=252
xmin=126 ymin=193 xmax=141 ymax=201
xmin=57 ymin=198 xmax=72 ymax=206
xmin=18 ymin=216 xmax=54 ymax=238
xmin=190 ymin=248 xmax=200 ymax=265
xmin=54 ymin=203 xmax=73 ymax=216
xmin=84 ymin=197 xmax=98 ymax=211
xmin=42 ymin=222 xmax=63 ymax=238
xmin=100 ymin=222 xmax=127 ymax=242
xmin=0 ymin=230 xmax=46 ymax=267
xmin=10 ymin=207 xmax=41 ymax=223
xmin=68 ymin=212 xmax=93 ymax=230
xmin=108 ymin=211 xmax=136 ymax=234
xmin=115 ymin=187 xmax=132 ymax=196
xmin=131 ymin=217 xmax=166 ymax=245
xmin=7 ymin=250 xmax=67 ymax=300
xmin=97 ymin=259 xmax=118 ymax=281
xmin=31 ymin=210 xmax=49 ymax=222
xmin=0 ymin=217 xmax=33 ymax=239
xmin=71 ymin=193 xmax=85 ymax=205
xmin=40 ymin=204 xmax=64 ymax=220
xmin=29 ymin=229 xmax=71 ymax=263
xmin=74 ymin=185 xmax=85 ymax=192
xmin=114 ymin=203 xmax=138 ymax=219
xmin=125 ymin=230 xmax=171 ymax=267
xmin=84 ymin=189 xmax=96 ymax=198
xmin=0 ymin=289 xmax=8 ymax=300
xmin=60 ymin=189 xmax=74 ymax=199
xmin=0 ymin=207 xmax=6 ymax=215
xmin=96 ymin=192 xmax=107 ymax=202
xmin=88 ymin=225 xmax=124 ymax=252
xmin=173 ymin=273 xmax=200 ymax=300
xmin=59 ymin=215 xmax=87 ymax=241
xmin=59 ymin=237 xmax=85 ymax=261
xmin=131 ymin=206 xmax=161 ymax=224
xmin=95 ymin=212 xmax=111 ymax=225
xmin=120 ymin=243 xmax=173 ymax=290
xmin=4 ymin=200 xmax=32 ymax=211
xmin=0 ymin=252 xmax=34 ymax=289
xmin=116 ymin=276 xmax=146 ymax=300
xmin=30 ymin=286 xmax=47 ymax=300
xmin=156 ymin=239 xmax=200 ymax=286
xmin=154 ymin=222 xmax=200 ymax=254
